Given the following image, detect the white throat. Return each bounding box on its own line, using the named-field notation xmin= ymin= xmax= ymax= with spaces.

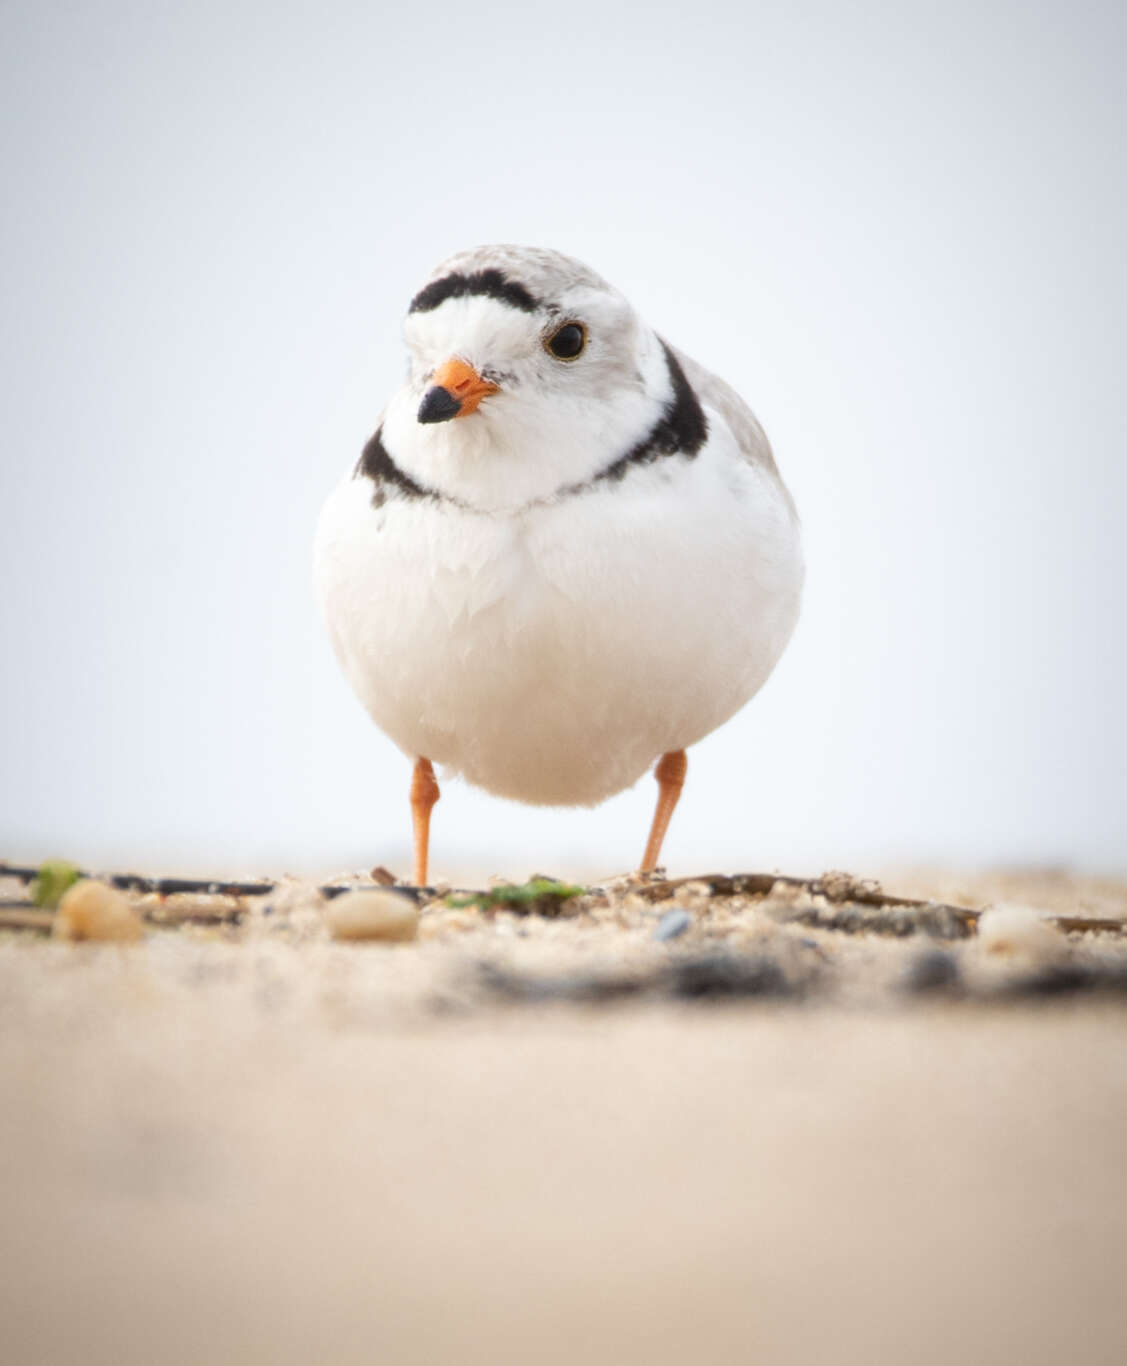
xmin=380 ymin=313 xmax=672 ymax=513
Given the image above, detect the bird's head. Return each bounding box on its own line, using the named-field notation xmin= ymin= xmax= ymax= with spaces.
xmin=378 ymin=246 xmax=678 ymax=510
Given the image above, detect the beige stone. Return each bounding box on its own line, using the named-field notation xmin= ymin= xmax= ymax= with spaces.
xmin=325 ymin=889 xmax=419 ymax=943
xmin=977 ymin=903 xmax=1067 ymax=962
xmin=54 ymin=880 xmax=144 ymax=943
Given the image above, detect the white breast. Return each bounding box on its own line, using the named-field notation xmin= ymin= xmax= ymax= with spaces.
xmin=313 ymin=425 xmax=803 ymax=806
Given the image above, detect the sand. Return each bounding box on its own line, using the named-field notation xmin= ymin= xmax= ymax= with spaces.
xmin=2 ymin=867 xmax=1126 ymax=1365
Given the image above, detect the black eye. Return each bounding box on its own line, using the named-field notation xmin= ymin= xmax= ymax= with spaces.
xmin=545 ymin=322 xmax=586 ymax=360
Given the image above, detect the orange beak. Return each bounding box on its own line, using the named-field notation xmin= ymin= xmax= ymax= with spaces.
xmin=417 ymin=358 xmax=500 ymax=424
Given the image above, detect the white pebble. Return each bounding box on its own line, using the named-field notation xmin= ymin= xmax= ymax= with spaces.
xmin=54 ymin=880 xmax=144 ymax=943
xmin=977 ymin=904 xmax=1066 ymax=962
xmin=326 ymin=890 xmax=419 ymax=943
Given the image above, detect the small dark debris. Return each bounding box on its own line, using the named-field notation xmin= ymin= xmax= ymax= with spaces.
xmin=666 ymin=953 xmax=792 ymax=1001
xmin=1001 ymin=963 xmax=1127 ymax=999
xmin=784 ymin=903 xmax=971 ymax=940
xmin=320 ymin=882 xmax=428 ymax=903
xmin=477 ymin=961 xmax=644 ymax=1004
xmin=905 ymin=950 xmax=961 ymax=994
xmin=123 ymin=875 xmax=272 ymax=897
xmin=815 ymin=870 xmax=883 ymax=903
xmin=653 ymin=909 xmax=692 ymax=942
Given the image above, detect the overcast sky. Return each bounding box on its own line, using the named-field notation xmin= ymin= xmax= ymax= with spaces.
xmin=2 ymin=0 xmax=1124 ymax=878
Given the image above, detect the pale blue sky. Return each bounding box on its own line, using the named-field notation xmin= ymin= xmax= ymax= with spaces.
xmin=2 ymin=0 xmax=1124 ymax=876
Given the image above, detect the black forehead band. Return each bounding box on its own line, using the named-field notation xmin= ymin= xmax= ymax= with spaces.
xmin=408 ymin=269 xmax=541 ymax=316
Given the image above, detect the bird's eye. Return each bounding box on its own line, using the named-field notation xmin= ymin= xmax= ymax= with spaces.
xmin=545 ymin=322 xmax=586 ymax=360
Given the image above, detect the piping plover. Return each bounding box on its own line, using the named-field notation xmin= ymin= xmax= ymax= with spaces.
xmin=314 ymin=246 xmax=803 ymax=884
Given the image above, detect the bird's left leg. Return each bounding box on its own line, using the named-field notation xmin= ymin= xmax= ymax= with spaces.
xmin=639 ymin=749 xmax=687 ymax=873
xmin=410 ymin=757 xmax=440 ymax=887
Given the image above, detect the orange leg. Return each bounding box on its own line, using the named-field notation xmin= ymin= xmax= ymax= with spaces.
xmin=640 ymin=749 xmax=687 ymax=873
xmin=410 ymin=758 xmax=440 ymax=887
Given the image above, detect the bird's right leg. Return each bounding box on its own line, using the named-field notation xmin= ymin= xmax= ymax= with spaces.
xmin=639 ymin=749 xmax=687 ymax=873
xmin=410 ymin=758 xmax=440 ymax=887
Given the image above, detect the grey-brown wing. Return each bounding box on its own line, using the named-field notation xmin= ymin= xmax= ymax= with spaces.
xmin=673 ymin=346 xmax=779 ymax=475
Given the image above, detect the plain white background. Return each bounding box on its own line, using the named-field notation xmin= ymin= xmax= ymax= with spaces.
xmin=1 ymin=0 xmax=1124 ymax=877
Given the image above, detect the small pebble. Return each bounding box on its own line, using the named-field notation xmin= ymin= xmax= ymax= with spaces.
xmin=326 ymin=889 xmax=419 ymax=943
xmin=653 ymin=908 xmax=692 ymax=941
xmin=977 ymin=905 xmax=1066 ymax=963
xmin=54 ymin=880 xmax=144 ymax=943
xmin=905 ymin=950 xmax=961 ymax=993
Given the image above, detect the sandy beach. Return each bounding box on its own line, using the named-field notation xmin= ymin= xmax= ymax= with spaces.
xmin=2 ymin=866 xmax=1126 ymax=1365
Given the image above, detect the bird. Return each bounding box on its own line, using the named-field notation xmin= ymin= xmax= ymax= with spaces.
xmin=314 ymin=245 xmax=803 ymax=886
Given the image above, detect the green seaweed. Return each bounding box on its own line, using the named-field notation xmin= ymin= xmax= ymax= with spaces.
xmin=447 ymin=877 xmax=586 ymax=915
xmin=31 ymin=860 xmax=81 ymax=909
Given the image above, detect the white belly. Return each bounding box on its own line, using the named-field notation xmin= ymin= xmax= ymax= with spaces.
xmin=313 ymin=452 xmax=802 ymax=805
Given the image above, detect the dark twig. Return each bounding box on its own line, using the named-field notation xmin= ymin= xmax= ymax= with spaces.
xmin=0 ymin=863 xmax=275 ymax=898
xmin=0 ymin=862 xmax=438 ymax=904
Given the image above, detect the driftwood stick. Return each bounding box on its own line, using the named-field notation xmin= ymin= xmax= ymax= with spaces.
xmin=631 ymin=871 xmax=960 ymax=910
xmin=0 ymin=907 xmax=55 ymax=933
xmin=627 ymin=873 xmax=1126 ymax=937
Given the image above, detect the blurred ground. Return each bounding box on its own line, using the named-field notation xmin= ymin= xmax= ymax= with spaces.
xmin=2 ymin=867 xmax=1126 ymax=1365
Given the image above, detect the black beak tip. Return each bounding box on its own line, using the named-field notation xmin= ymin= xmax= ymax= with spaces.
xmin=417 ymin=386 xmax=462 ymax=424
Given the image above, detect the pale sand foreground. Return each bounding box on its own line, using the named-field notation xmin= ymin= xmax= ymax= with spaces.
xmin=2 ymin=868 xmax=1126 ymax=1365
